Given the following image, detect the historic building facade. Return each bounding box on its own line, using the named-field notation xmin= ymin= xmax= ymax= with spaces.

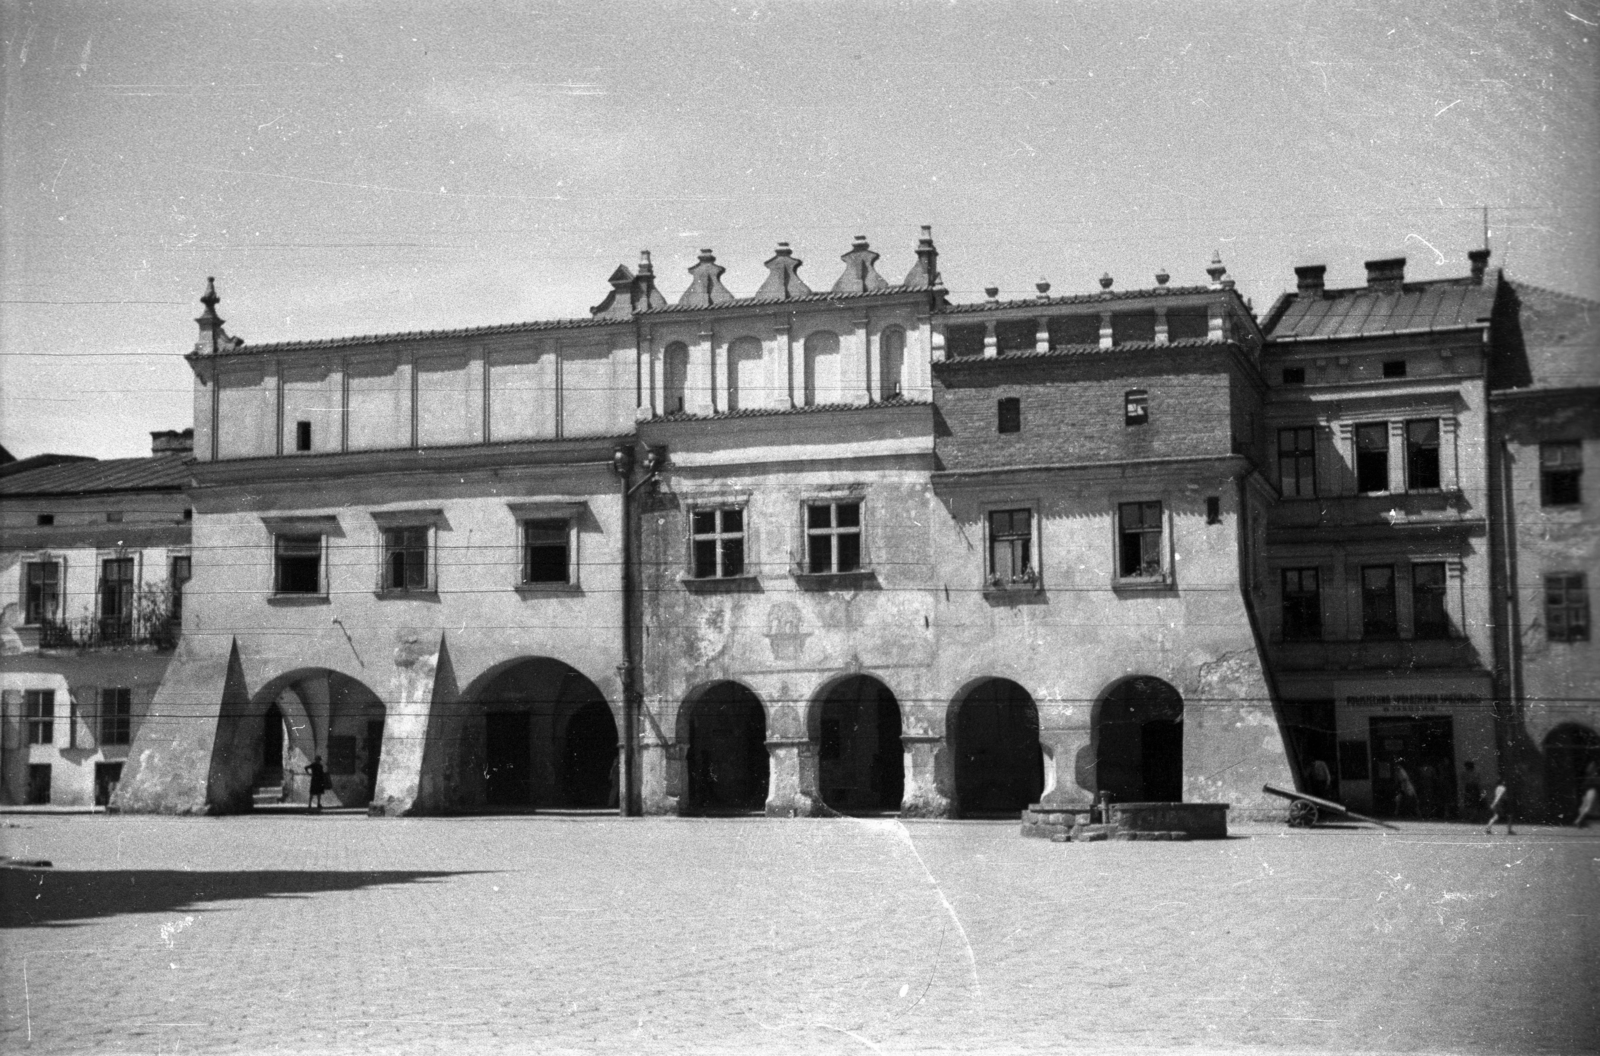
xmin=0 ymin=433 xmax=193 ymax=806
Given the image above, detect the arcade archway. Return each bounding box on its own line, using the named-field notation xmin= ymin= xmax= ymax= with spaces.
xmin=475 ymin=658 xmax=616 ymax=809
xmin=815 ymin=675 xmax=903 ymax=813
xmin=1095 ymin=676 xmax=1184 ymax=804
xmin=1544 ymin=724 xmax=1600 ymax=821
xmin=951 ymin=678 xmax=1043 ymax=816
xmin=681 ymin=682 xmax=769 ymax=813
xmin=251 ymin=669 xmax=385 ymax=809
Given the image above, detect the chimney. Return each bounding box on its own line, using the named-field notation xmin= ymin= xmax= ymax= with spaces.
xmin=1468 ymin=247 xmax=1491 ymax=285
xmin=1294 ymin=264 xmax=1327 ymax=296
xmin=151 ymin=428 xmax=194 ymax=456
xmin=1364 ymin=256 xmax=1407 ymax=290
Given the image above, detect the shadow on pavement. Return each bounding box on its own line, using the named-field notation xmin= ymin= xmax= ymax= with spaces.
xmin=0 ymin=867 xmax=480 ymax=929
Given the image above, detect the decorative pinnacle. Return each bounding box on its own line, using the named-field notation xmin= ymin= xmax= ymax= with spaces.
xmin=1099 ymin=273 xmax=1114 ymax=290
xmin=984 ymin=285 xmax=1000 ymax=302
xmin=1036 ymin=277 xmax=1051 ymax=298
xmin=1207 ymin=251 xmax=1227 ymax=284
xmin=1155 ymin=268 xmax=1170 ymax=286
xmin=200 ymin=276 xmax=220 ymax=311
xmin=638 ymin=249 xmax=654 ymax=276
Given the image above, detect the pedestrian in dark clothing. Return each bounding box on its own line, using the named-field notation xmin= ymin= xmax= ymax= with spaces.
xmin=307 ymin=755 xmax=329 ymax=812
xmin=1484 ymin=779 xmax=1514 ymax=835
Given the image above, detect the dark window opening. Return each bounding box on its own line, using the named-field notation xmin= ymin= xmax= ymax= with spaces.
xmin=1411 ymin=562 xmax=1450 ymax=639
xmin=944 ymin=325 xmax=986 ymax=359
xmin=1206 ymin=496 xmax=1221 ymax=524
xmin=1282 ymin=367 xmax=1306 ymax=385
xmin=995 ymin=319 xmax=1036 ymax=354
xmin=1546 ymin=573 xmax=1590 ymax=643
xmin=169 ymin=555 xmax=192 ymax=625
xmin=988 ymin=508 xmax=1033 ymax=585
xmin=1278 ymin=426 xmax=1317 ymax=498
xmin=274 ymin=535 xmax=323 ymax=595
xmin=1281 ymin=568 xmax=1323 ymax=641
xmin=27 ymin=765 xmax=51 ymax=805
xmin=295 ymin=420 xmax=312 ymax=452
xmin=1118 ymin=501 xmax=1164 ymax=579
xmin=522 ymin=519 xmax=571 ymax=584
xmin=1361 ymin=565 xmax=1398 ymax=639
xmin=99 ymin=687 xmax=132 ymax=745
xmin=691 ymin=508 xmax=745 ymax=579
xmin=24 ymin=561 xmax=61 ymax=625
xmin=1406 ymin=419 xmax=1441 ymax=490
xmin=997 ymin=397 xmax=1021 ymax=434
xmin=1541 ymin=441 xmax=1582 ymax=506
xmin=105 ymin=511 xmax=122 ymax=523
xmin=383 ymin=527 xmax=429 ymax=591
xmin=26 ymin=689 xmax=54 ymax=745
xmin=36 ymin=513 xmax=54 ymax=526
xmin=1125 ymin=389 xmax=1149 ymax=426
xmin=663 ymin=342 xmax=689 ymax=414
xmin=806 ymin=501 xmax=862 ymax=574
xmin=99 ymin=557 xmax=134 ymax=640
xmin=1356 ymin=422 xmax=1390 ymax=493
xmin=1382 ymin=360 xmax=1407 ymax=378
xmin=1046 ymin=314 xmax=1101 ymax=348
xmin=1112 ymin=310 xmax=1157 ymax=345
xmin=183 ymin=508 xmax=193 ymax=521
xmin=1166 ymin=307 xmax=1210 ymax=341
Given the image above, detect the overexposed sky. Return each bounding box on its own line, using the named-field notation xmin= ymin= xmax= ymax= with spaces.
xmin=3 ymin=0 xmax=1597 ymax=459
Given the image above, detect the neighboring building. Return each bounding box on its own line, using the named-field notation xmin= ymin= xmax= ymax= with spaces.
xmin=1488 ymin=281 xmax=1600 ymax=821
xmin=0 ymin=431 xmax=193 ymax=806
xmin=1257 ymin=252 xmax=1500 ymax=819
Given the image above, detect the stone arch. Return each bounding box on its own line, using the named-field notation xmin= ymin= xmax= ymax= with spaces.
xmin=803 ymin=330 xmax=840 ymax=407
xmin=1093 ymin=676 xmax=1184 ymax=804
xmin=810 ymin=673 xmax=903 ymax=813
xmin=247 ymin=667 xmax=385 ymax=808
xmin=877 ymin=325 xmax=906 ymax=401
xmin=949 ymin=677 xmax=1043 ymax=816
xmin=466 ymin=657 xmax=616 ymax=810
xmin=677 ymin=681 xmax=769 ymax=813
xmin=1543 ymin=723 xmax=1600 ymax=821
xmin=663 ymin=341 xmax=689 ymax=414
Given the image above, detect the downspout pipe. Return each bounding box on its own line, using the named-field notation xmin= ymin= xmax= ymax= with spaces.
xmin=612 ymin=442 xmax=667 ymax=817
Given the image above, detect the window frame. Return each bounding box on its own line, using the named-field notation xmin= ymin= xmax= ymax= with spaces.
xmin=997 ymin=396 xmax=1021 ymax=435
xmin=25 ymin=689 xmax=55 ymax=746
xmin=1360 ymin=564 xmax=1399 ymax=640
xmin=1405 ymin=418 xmax=1442 ymax=491
xmin=1410 ymin=561 xmax=1451 ymax=640
xmin=23 ymin=557 xmax=62 ymax=626
xmin=1124 ymin=389 xmax=1149 ymax=426
xmin=99 ymin=687 xmax=132 ymax=746
xmin=1545 ymin=573 xmax=1590 ymax=643
xmin=1540 ymin=441 xmax=1583 ymax=507
xmin=1277 ymin=426 xmax=1317 ymax=498
xmin=802 ymin=499 xmax=864 ymax=576
xmin=272 ymin=533 xmax=327 ymax=597
xmin=1354 ymin=422 xmax=1391 ymax=494
xmin=985 ymin=506 xmax=1039 ymax=591
xmin=689 ymin=505 xmax=748 ymax=581
xmin=520 ymin=517 xmax=576 ymax=588
xmin=98 ymin=554 xmax=136 ymax=642
xmin=169 ymin=554 xmax=192 ymax=626
xmin=1280 ymin=567 xmax=1324 ymax=642
xmin=1115 ymin=500 xmax=1169 ymax=586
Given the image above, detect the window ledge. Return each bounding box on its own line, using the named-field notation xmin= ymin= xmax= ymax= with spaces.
xmin=792 ymin=569 xmax=878 ymax=591
xmin=679 ymin=574 xmax=761 ymax=594
xmin=982 ymin=581 xmax=1045 ymax=604
xmin=1112 ymin=574 xmax=1174 ymax=594
xmin=514 ymin=582 xmax=582 ymax=597
xmin=267 ymin=594 xmax=330 ymax=606
xmin=374 ymin=589 xmax=440 ymax=602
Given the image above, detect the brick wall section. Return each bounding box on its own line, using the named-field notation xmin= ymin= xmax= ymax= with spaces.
xmin=932 ymin=344 xmax=1259 ymax=471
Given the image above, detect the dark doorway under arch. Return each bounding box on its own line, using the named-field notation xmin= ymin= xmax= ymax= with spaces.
xmin=1544 ymin=724 xmax=1600 ymax=821
xmin=817 ymin=676 xmax=903 ymax=813
xmin=684 ymin=682 xmax=769 ymax=813
xmin=476 ymin=659 xmax=615 ymax=810
xmin=1096 ymin=677 xmax=1184 ymax=803
xmin=952 ymin=679 xmax=1043 ymax=816
xmin=261 ymin=703 xmax=285 ymax=779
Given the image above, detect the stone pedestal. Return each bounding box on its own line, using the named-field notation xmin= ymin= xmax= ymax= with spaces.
xmin=765 ymin=737 xmax=824 ymax=817
xmin=900 ymin=733 xmax=952 ymax=818
xmin=1037 ymin=725 xmax=1095 ymax=809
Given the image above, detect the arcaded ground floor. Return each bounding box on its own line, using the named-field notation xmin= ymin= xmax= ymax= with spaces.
xmin=2 ymin=815 xmax=1594 ymax=1055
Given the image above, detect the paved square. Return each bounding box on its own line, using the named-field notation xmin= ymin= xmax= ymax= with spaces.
xmin=2 ymin=814 xmax=1596 ymax=1054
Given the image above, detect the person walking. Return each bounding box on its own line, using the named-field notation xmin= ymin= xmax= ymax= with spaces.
xmin=1393 ymin=759 xmax=1419 ymax=818
xmin=1460 ymin=760 xmax=1484 ymax=822
xmin=1484 ymin=777 xmax=1515 ymax=835
xmin=1575 ymin=762 xmax=1599 ymax=828
xmin=306 ymin=755 xmax=329 ymax=812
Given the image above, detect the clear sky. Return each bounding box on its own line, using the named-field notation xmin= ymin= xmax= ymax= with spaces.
xmin=3 ymin=0 xmax=1596 ymax=459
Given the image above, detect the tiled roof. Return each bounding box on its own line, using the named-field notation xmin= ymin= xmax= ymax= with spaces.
xmin=1262 ymin=275 xmax=1497 ymax=341
xmin=646 ymin=397 xmax=930 ymax=422
xmin=205 ymin=313 xmax=622 ymax=356
xmin=0 ymin=454 xmax=190 ymax=496
xmin=932 ymin=337 xmax=1232 ymax=367
xmin=1493 ymin=280 xmax=1600 ymax=392
xmin=937 ymin=285 xmax=1216 ymax=316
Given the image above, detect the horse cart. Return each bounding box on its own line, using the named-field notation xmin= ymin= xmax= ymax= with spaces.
xmin=1262 ymin=783 xmax=1399 ymax=830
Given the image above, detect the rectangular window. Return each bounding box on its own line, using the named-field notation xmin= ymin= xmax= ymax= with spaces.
xmin=169 ymin=555 xmax=192 ymax=625
xmin=36 ymin=513 xmax=54 ymax=526
xmin=99 ymin=557 xmax=135 ymax=641
xmin=1541 ymin=441 xmax=1583 ymax=506
xmin=1382 ymin=359 xmax=1407 ymax=378
xmin=1124 ymin=389 xmax=1149 ymax=426
xmin=274 ymin=535 xmax=324 ymax=595
xmin=24 ymin=560 xmax=61 ymax=625
xmin=1281 ymin=568 xmax=1323 ymax=641
xmin=295 ymin=420 xmax=312 ymax=452
xmin=1411 ymin=562 xmax=1450 ymax=639
xmin=25 ymin=689 xmax=54 ymax=745
xmin=1281 ymin=367 xmax=1306 ymax=385
xmin=1361 ymin=565 xmax=1398 ymax=639
xmin=99 ymin=687 xmax=132 ymax=745
xmin=1406 ymin=419 xmax=1441 ymax=490
xmin=522 ymin=519 xmax=571 ymax=584
xmin=806 ymin=502 xmax=862 ymax=574
xmin=27 ymin=765 xmax=51 ymax=805
xmin=1355 ymin=423 xmax=1390 ymax=493
xmin=1117 ymin=501 xmax=1164 ymax=579
xmin=997 ymin=397 xmax=1021 ymax=434
xmin=988 ymin=509 xmax=1033 ymax=584
xmin=691 ymin=508 xmax=745 ymax=579
xmin=1546 ymin=573 xmax=1590 ymax=643
xmin=1278 ymin=427 xmax=1317 ymax=498
xmin=382 ymin=527 xmax=430 ymax=591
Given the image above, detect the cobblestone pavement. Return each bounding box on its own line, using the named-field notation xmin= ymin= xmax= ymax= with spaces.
xmin=2 ymin=814 xmax=1596 ymax=1055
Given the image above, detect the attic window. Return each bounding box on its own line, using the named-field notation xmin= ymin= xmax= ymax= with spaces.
xmin=1125 ymin=389 xmax=1149 ymax=426
xmin=1282 ymin=367 xmax=1306 ymax=385
xmin=184 ymin=508 xmax=194 ymax=521
xmin=36 ymin=514 xmax=54 ymax=527
xmin=295 ymin=420 xmax=312 ymax=452
xmin=106 ymin=511 xmax=123 ymax=524
xmin=998 ymin=397 xmax=1021 ymax=434
xmin=1382 ymin=360 xmax=1407 ymax=379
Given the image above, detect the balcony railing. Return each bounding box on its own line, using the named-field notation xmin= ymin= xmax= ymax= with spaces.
xmin=32 ymin=612 xmax=179 ymax=651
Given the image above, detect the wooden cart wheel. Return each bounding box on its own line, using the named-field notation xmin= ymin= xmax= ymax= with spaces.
xmin=1287 ymin=799 xmax=1318 ymax=828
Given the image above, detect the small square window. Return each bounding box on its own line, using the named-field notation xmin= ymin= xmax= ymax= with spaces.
xmin=1124 ymin=389 xmax=1149 ymax=426
xmin=522 ymin=519 xmax=572 ymax=584
xmin=691 ymin=508 xmax=745 ymax=579
xmin=106 ymin=511 xmax=123 ymax=524
xmin=997 ymin=397 xmax=1021 ymax=434
xmin=36 ymin=513 xmax=54 ymax=526
xmin=274 ymin=534 xmax=324 ymax=595
xmin=1282 ymin=367 xmax=1306 ymax=385
xmin=1117 ymin=501 xmax=1164 ymax=579
xmin=805 ymin=501 xmax=862 ymax=574
xmin=1545 ymin=573 xmax=1590 ymax=642
xmin=1382 ymin=360 xmax=1407 ymax=378
xmin=183 ymin=508 xmax=194 ymax=521
xmin=1541 ymin=441 xmax=1582 ymax=506
xmin=382 ymin=527 xmax=430 ymax=592
xmin=296 ymin=421 xmax=312 ymax=452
